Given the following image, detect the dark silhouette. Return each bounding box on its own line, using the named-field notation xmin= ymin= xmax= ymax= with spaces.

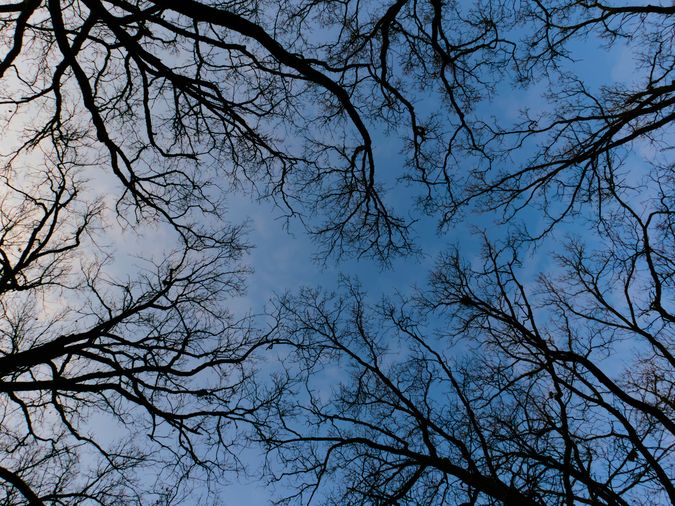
xmin=0 ymin=0 xmax=671 ymax=503
xmin=260 ymin=213 xmax=673 ymax=503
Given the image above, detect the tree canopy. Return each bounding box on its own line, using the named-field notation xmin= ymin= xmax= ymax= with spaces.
xmin=0 ymin=0 xmax=672 ymax=504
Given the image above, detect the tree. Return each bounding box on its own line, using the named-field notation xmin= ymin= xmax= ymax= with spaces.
xmin=245 ymin=1 xmax=673 ymax=505
xmin=2 ymin=0 xmax=672 ymax=251
xmin=0 ymin=150 xmax=271 ymax=502
xmin=0 ymin=1 xmax=285 ymax=500
xmin=0 ymin=0 xmax=672 ymax=504
xmin=259 ymin=206 xmax=673 ymax=504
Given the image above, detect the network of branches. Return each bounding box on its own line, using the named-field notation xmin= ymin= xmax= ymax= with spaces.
xmin=0 ymin=0 xmax=672 ymax=504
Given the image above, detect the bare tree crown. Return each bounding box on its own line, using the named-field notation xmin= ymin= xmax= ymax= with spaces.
xmin=0 ymin=0 xmax=672 ymax=504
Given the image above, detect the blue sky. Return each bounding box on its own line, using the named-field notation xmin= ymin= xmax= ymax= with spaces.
xmin=207 ymin=28 xmax=646 ymax=503
xmin=229 ymin=31 xmax=636 ymax=308
xmin=0 ymin=2 xmax=660 ymax=502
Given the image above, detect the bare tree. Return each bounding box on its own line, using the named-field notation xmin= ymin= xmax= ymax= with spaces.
xmin=258 ymin=188 xmax=673 ymax=504
xmin=243 ymin=3 xmax=673 ymax=503
xmin=1 ymin=0 xmax=672 ymax=248
xmin=0 ymin=143 xmax=279 ymax=503
xmin=0 ymin=0 xmax=672 ymax=504
xmin=4 ymin=0 xmax=666 ymax=260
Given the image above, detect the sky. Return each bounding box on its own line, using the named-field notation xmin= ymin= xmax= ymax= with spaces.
xmin=230 ymin=34 xmax=636 ymax=308
xmin=0 ymin=2 xmax=661 ymax=503
xmin=211 ymin=31 xmax=641 ymax=504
